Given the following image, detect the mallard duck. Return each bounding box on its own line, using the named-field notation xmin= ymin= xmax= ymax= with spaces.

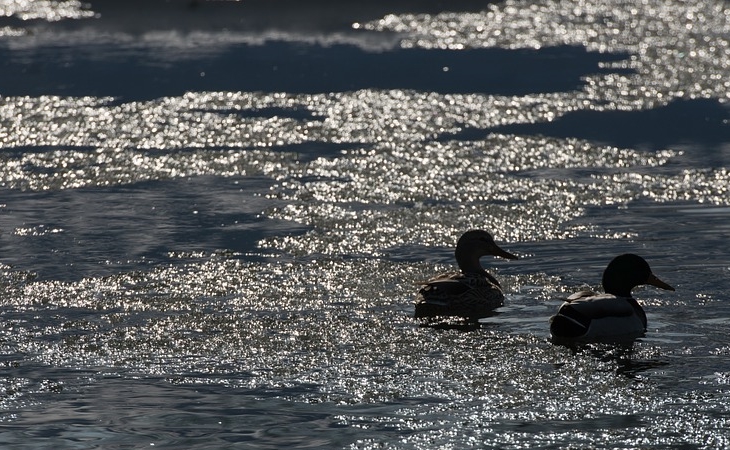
xmin=415 ymin=230 xmax=518 ymax=320
xmin=550 ymin=253 xmax=675 ymax=343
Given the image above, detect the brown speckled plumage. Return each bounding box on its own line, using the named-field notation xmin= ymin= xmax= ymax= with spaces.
xmin=415 ymin=230 xmax=517 ymax=320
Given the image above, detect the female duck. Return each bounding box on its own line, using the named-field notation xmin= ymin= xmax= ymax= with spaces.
xmin=550 ymin=253 xmax=675 ymax=343
xmin=415 ymin=230 xmax=518 ymax=320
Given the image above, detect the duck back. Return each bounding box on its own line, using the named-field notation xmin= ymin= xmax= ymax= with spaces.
xmin=415 ymin=272 xmax=504 ymax=319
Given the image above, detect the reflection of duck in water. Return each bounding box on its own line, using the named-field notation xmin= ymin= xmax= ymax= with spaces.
xmin=550 ymin=254 xmax=675 ymax=343
xmin=415 ymin=230 xmax=518 ymax=321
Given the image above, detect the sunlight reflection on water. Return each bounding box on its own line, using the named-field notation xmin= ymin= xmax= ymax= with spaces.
xmin=0 ymin=0 xmax=729 ymax=448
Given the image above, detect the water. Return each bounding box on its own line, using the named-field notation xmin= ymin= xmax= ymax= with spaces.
xmin=0 ymin=0 xmax=729 ymax=448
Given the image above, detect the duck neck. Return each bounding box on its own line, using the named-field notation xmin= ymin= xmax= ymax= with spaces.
xmin=603 ymin=281 xmax=633 ymax=298
xmin=627 ymin=297 xmax=647 ymax=328
xmin=455 ymin=247 xmax=484 ymax=274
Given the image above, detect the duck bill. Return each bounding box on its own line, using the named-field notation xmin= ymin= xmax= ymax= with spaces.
xmin=647 ymin=273 xmax=675 ymax=291
xmin=492 ymin=244 xmax=518 ymax=260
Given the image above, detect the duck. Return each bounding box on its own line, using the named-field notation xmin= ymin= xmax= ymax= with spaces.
xmin=550 ymin=253 xmax=675 ymax=343
xmin=415 ymin=230 xmax=518 ymax=320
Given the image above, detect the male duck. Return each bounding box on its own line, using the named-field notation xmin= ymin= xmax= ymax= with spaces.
xmin=550 ymin=253 xmax=675 ymax=343
xmin=415 ymin=230 xmax=518 ymax=320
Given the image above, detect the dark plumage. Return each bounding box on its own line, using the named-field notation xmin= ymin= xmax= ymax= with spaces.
xmin=415 ymin=230 xmax=518 ymax=320
xmin=550 ymin=254 xmax=675 ymax=343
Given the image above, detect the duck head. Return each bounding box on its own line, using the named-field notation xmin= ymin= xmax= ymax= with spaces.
xmin=602 ymin=253 xmax=675 ymax=298
xmin=454 ymin=230 xmax=518 ymax=274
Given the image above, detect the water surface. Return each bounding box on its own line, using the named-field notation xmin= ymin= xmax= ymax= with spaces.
xmin=1 ymin=0 xmax=729 ymax=448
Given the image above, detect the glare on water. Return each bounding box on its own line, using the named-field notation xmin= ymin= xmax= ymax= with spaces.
xmin=0 ymin=0 xmax=729 ymax=448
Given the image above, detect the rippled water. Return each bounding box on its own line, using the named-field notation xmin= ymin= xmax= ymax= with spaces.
xmin=1 ymin=0 xmax=729 ymax=448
